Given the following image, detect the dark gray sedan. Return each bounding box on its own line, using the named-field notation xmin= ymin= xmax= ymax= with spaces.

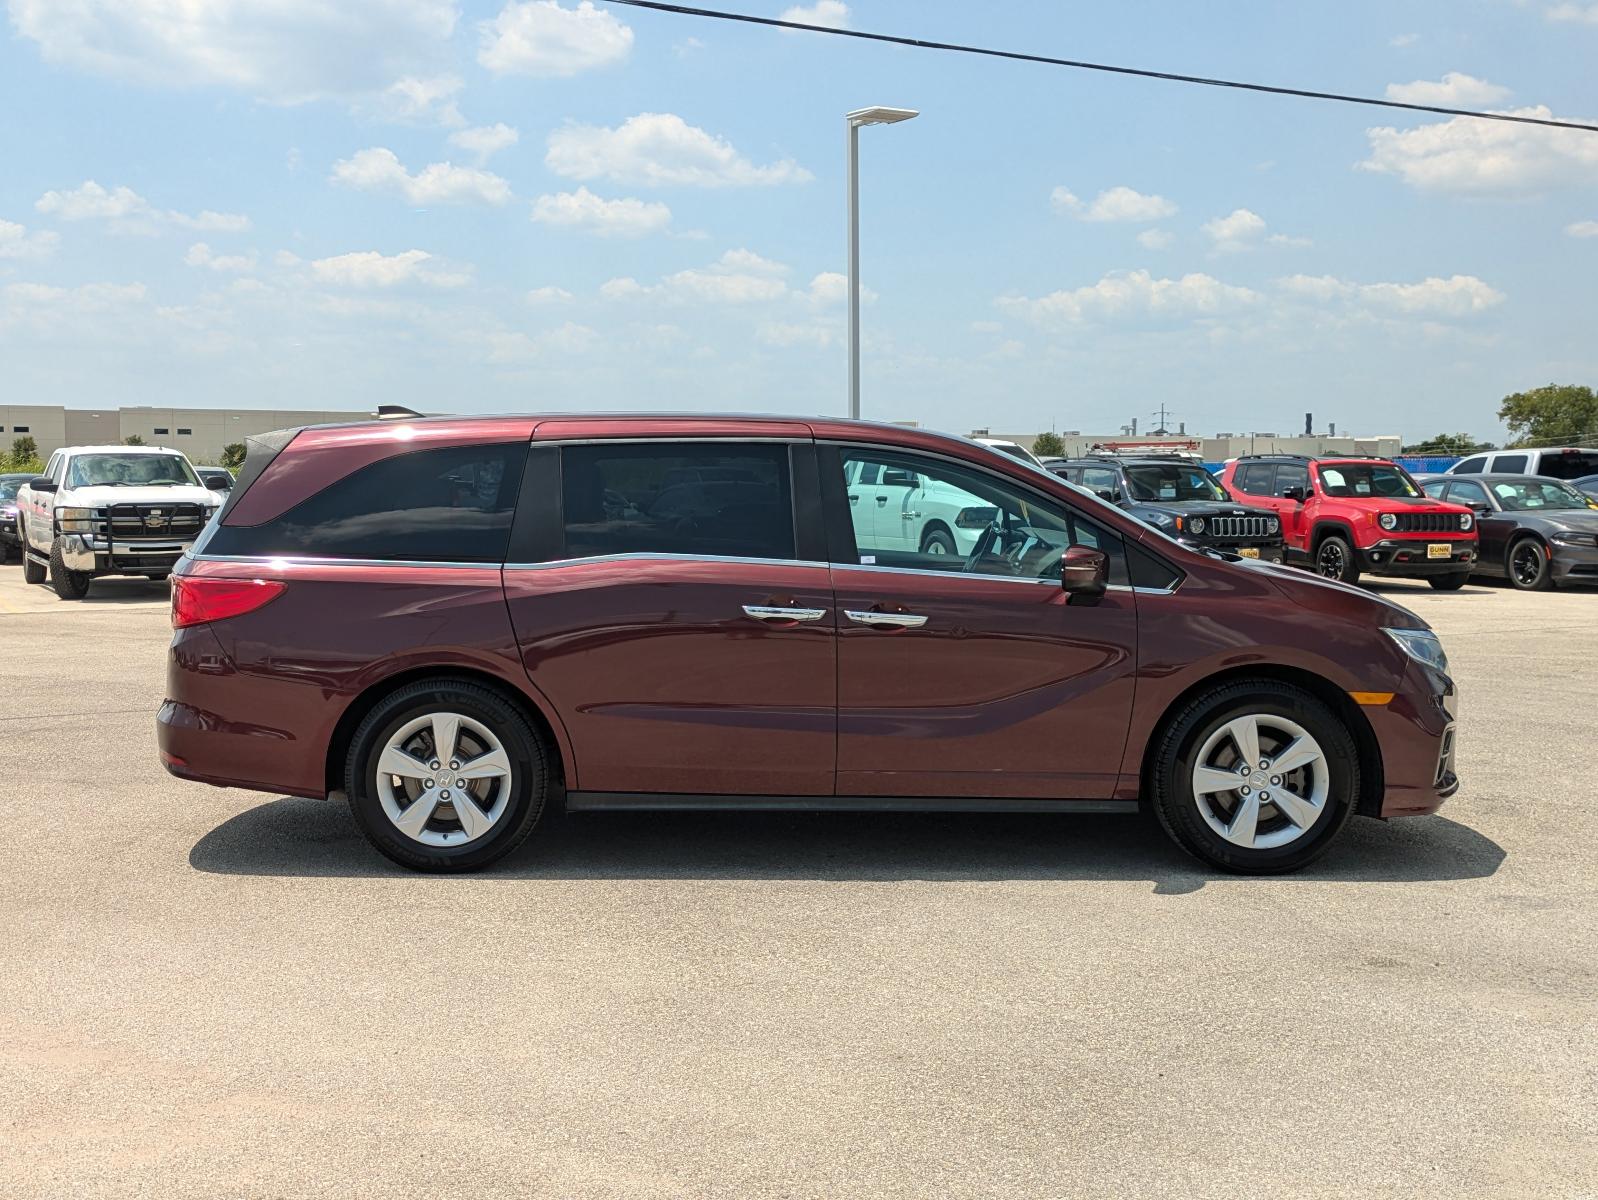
xmin=1422 ymin=473 xmax=1598 ymax=590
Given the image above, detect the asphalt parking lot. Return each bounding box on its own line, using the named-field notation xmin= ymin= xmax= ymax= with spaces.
xmin=0 ymin=569 xmax=1593 ymax=1198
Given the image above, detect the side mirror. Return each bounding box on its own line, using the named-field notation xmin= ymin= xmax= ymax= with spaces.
xmin=1281 ymin=486 xmax=1306 ymax=503
xmin=1475 ymin=505 xmax=1492 ymax=518
xmin=882 ymin=468 xmax=919 ymax=487
xmin=1094 ymin=488 xmax=1117 ymax=502
xmin=205 ymin=475 xmax=230 ymax=491
xmin=27 ymin=476 xmax=56 ymax=493
xmin=1060 ymin=545 xmax=1109 ymax=605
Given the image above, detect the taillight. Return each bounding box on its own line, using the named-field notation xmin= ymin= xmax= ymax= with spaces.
xmin=171 ymin=575 xmax=286 ymax=628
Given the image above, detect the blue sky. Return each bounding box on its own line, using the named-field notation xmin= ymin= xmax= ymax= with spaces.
xmin=2 ymin=0 xmax=1595 ymax=442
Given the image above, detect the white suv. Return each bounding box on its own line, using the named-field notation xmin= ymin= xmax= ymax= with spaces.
xmin=16 ymin=445 xmax=225 ymax=599
xmin=844 ymin=459 xmax=997 ymax=557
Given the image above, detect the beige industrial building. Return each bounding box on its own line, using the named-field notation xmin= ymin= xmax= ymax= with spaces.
xmin=0 ymin=405 xmax=372 ymax=462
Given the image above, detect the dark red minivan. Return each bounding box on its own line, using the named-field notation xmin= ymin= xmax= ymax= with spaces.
xmin=159 ymin=415 xmax=1459 ymax=874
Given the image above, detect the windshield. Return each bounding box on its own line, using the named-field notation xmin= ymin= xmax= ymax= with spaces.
xmin=1489 ymin=479 xmax=1589 ymax=512
xmin=1317 ymin=463 xmax=1420 ymax=499
xmin=67 ymin=453 xmax=200 ymax=488
xmin=0 ymin=480 xmax=20 ymax=502
xmin=1125 ymin=463 xmax=1227 ymax=502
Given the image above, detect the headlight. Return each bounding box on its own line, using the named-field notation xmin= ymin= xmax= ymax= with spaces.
xmin=1459 ymin=512 xmax=1473 ymax=531
xmin=1551 ymin=531 xmax=1598 ymax=547
xmin=1378 ymin=513 xmax=1397 ymax=531
xmin=55 ymin=506 xmax=103 ymax=533
xmin=1266 ymin=517 xmax=1279 ymax=532
xmin=1187 ymin=516 xmax=1207 ymax=535
xmin=1385 ymin=628 xmax=1449 ymax=675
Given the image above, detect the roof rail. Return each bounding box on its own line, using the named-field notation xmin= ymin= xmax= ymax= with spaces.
xmin=1233 ymin=452 xmax=1317 ymax=462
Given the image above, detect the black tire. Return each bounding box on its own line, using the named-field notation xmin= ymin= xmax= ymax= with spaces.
xmin=1149 ymin=680 xmax=1359 ymax=874
xmin=49 ymin=539 xmax=92 ymax=600
xmin=920 ymin=527 xmax=958 ymax=556
xmin=344 ymin=678 xmax=550 ymax=873
xmin=19 ymin=520 xmax=46 ymax=584
xmin=1506 ymin=536 xmax=1551 ymax=591
xmin=1428 ymin=573 xmax=1468 ymax=591
xmin=1314 ymin=533 xmax=1360 ymax=585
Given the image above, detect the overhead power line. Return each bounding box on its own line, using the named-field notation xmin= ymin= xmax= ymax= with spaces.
xmin=605 ymin=0 xmax=1598 ymax=134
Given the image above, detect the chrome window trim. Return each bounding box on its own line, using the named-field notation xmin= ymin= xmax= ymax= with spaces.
xmin=505 ymin=552 xmax=827 ymax=571
xmin=189 ymin=552 xmax=500 ymax=570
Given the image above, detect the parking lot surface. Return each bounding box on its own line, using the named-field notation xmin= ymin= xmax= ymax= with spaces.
xmin=0 ymin=570 xmax=1593 ymax=1198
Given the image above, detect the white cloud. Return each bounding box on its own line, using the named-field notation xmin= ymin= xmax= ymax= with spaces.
xmin=184 ymin=242 xmax=257 ymax=272
xmin=759 ymin=321 xmax=835 ymax=348
xmin=526 ymin=285 xmax=574 ymax=304
xmin=1202 ymin=208 xmax=1267 ymax=250
xmin=34 ymin=180 xmax=251 ymax=234
xmin=477 ymin=0 xmax=632 ymax=76
xmin=1390 ymin=32 xmax=1420 ymax=47
xmin=997 ymin=270 xmax=1260 ymax=326
xmin=307 ymin=249 xmax=470 ymax=288
xmin=1547 ymin=3 xmax=1598 ymax=24
xmin=781 ymin=1 xmax=848 ymax=28
xmin=7 ymin=0 xmax=458 ymax=104
xmin=1051 ymin=185 xmax=1177 ymax=222
xmin=448 ymin=123 xmax=520 ymax=162
xmin=1361 ymin=106 xmax=1598 ymax=194
xmin=1137 ymin=229 xmax=1174 ymax=250
xmin=1567 ymin=220 xmax=1598 ymax=238
xmin=600 ymin=249 xmax=794 ymax=304
xmin=1385 ymin=73 xmax=1512 ymax=107
xmin=546 ymin=113 xmax=813 ymax=187
xmin=1277 ymin=273 xmax=1504 ymax=316
xmin=372 ymin=74 xmax=464 ymax=126
xmin=331 ymin=148 xmax=513 ymax=206
xmin=0 ymin=218 xmax=60 ymax=260
xmin=804 ymin=272 xmax=874 ymax=306
xmin=531 ymin=187 xmax=671 ymax=236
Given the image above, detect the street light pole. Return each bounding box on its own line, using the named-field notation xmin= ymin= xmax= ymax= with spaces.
xmin=846 ymin=106 xmax=918 ymax=420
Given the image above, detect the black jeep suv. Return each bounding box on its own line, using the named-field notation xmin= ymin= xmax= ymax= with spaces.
xmin=1046 ymin=455 xmax=1284 ymax=561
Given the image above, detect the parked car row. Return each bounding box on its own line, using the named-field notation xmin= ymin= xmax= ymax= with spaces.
xmin=157 ymin=414 xmax=1461 ymax=877
xmin=9 ymin=445 xmax=229 ymax=598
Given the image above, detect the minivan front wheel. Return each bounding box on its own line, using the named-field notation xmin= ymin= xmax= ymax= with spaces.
xmin=345 ymin=679 xmax=549 ymax=872
xmin=1149 ymin=681 xmax=1358 ymax=873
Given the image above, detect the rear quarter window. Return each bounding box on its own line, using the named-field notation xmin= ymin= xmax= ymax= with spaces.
xmin=1492 ymin=454 xmax=1528 ymax=474
xmin=204 ymin=443 xmax=526 ymax=563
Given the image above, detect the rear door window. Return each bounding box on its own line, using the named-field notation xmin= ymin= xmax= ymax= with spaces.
xmin=560 ymin=443 xmax=796 ymax=561
xmin=1453 ymin=456 xmax=1486 ymax=474
xmin=1236 ymin=464 xmax=1276 ymax=495
xmin=1492 ymin=453 xmax=1528 ymax=473
xmin=205 ymin=443 xmax=525 ymax=563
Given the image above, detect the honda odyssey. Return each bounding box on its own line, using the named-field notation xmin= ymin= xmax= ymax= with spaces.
xmin=159 ymin=415 xmax=1459 ymax=874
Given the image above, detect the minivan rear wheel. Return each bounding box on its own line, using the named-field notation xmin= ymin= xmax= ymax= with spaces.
xmin=1149 ymin=680 xmax=1358 ymax=874
xmin=344 ymin=679 xmax=550 ymax=872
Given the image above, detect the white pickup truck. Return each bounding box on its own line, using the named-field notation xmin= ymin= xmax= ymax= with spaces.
xmin=16 ymin=444 xmax=226 ymax=599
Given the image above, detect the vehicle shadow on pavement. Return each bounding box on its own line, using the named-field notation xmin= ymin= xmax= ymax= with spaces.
xmin=189 ymin=798 xmax=1505 ymax=894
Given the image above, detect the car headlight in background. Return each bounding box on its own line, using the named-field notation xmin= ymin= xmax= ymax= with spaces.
xmin=1385 ymin=628 xmax=1449 ymax=675
xmin=1379 ymin=513 xmax=1398 ymax=531
xmin=1187 ymin=516 xmax=1207 ymax=535
xmin=1266 ymin=516 xmax=1279 ymax=532
xmin=1459 ymin=512 xmax=1474 ymax=531
xmin=1551 ymin=531 xmax=1598 ymax=547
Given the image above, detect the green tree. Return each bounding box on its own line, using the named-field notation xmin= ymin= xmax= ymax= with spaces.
xmin=1032 ymin=431 xmax=1065 ymax=458
xmin=11 ymin=435 xmax=37 ymax=462
xmin=1401 ymin=433 xmax=1494 ymax=455
xmin=220 ymin=442 xmax=247 ymax=470
xmin=123 ymin=433 xmax=146 ymax=446
xmin=1498 ymin=384 xmax=1598 ymax=448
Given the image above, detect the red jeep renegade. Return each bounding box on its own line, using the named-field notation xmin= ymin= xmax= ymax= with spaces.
xmin=1218 ymin=455 xmax=1477 ymax=589
xmin=159 ymin=416 xmax=1460 ymax=875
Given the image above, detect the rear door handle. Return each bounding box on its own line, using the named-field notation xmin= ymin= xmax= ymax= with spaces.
xmin=844 ymin=610 xmax=928 ymax=629
xmin=742 ymin=605 xmax=827 ymax=623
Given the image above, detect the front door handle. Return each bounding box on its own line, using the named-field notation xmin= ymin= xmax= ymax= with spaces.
xmin=876 ymin=495 xmax=888 ymax=506
xmin=742 ymin=605 xmax=827 ymax=623
xmin=844 ymin=610 xmax=928 ymax=629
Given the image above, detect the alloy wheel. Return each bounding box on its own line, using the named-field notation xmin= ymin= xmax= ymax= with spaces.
xmin=375 ymin=711 xmax=514 ymax=847
xmin=1316 ymin=541 xmax=1345 ymax=579
xmin=1191 ymin=714 xmax=1329 ymax=850
xmin=1510 ymin=542 xmax=1544 ymax=588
